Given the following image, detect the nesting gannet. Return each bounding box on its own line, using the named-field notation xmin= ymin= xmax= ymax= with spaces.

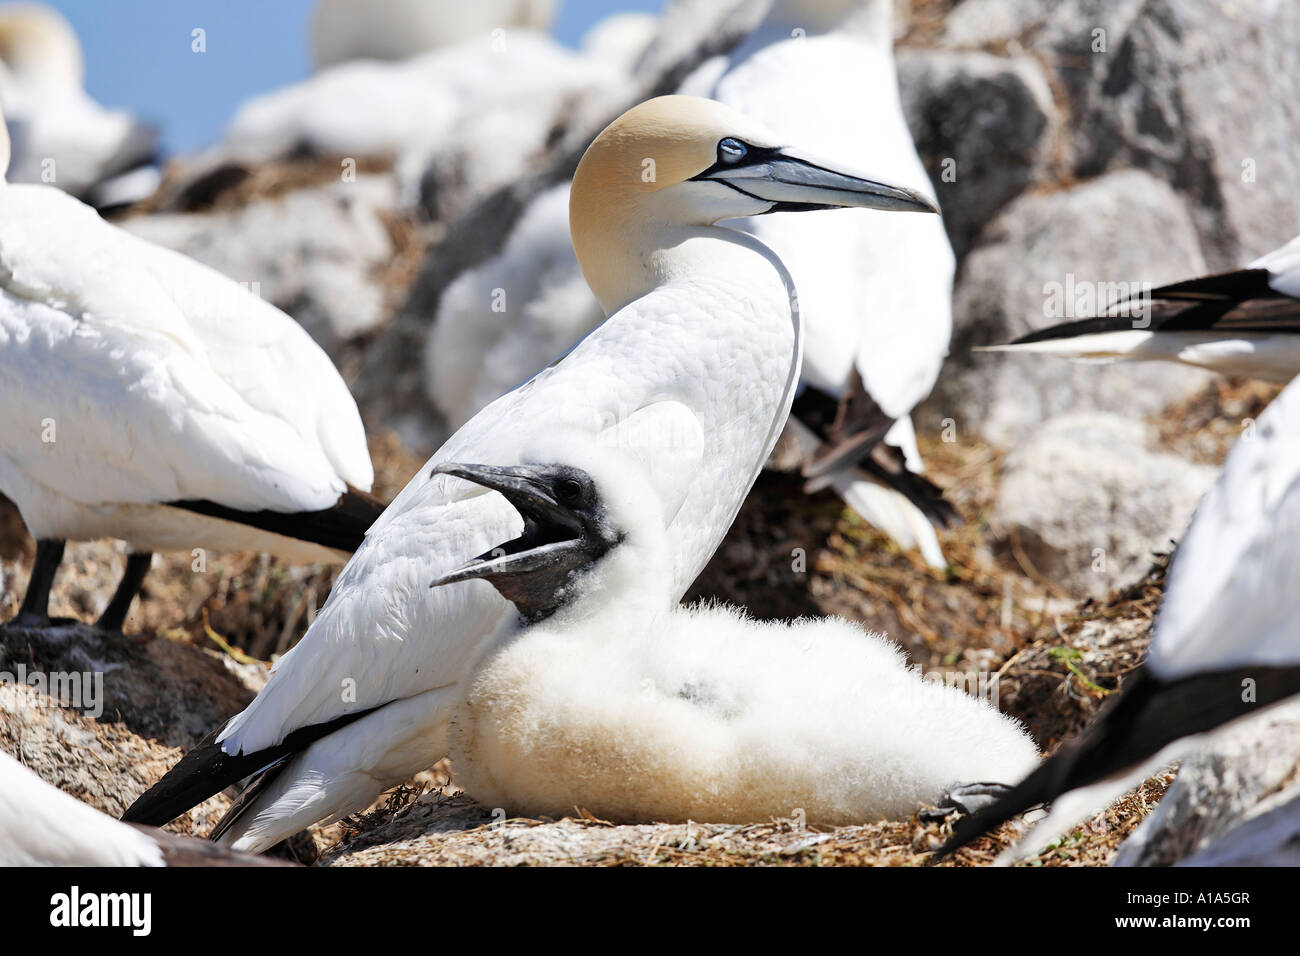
xmin=0 ymin=3 xmax=159 ymax=210
xmin=936 ymin=372 xmax=1300 ymax=862
xmin=579 ymin=11 xmax=659 ymax=74
xmin=431 ymin=451 xmax=1038 ymax=825
xmin=0 ymin=751 xmax=288 ymax=866
xmin=223 ymin=18 xmax=624 ymax=213
xmin=984 ymin=233 xmax=1300 ymax=383
xmin=311 ymin=0 xmax=557 ymax=69
xmin=0 ymin=109 xmax=379 ymax=631
xmin=122 ymin=95 xmax=939 ymax=851
xmin=425 ymin=0 xmax=957 ymax=566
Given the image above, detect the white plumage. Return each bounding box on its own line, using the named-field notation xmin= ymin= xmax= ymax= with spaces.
xmin=223 ymin=28 xmax=631 ymax=213
xmin=124 ymin=95 xmax=940 ymax=852
xmin=0 ymin=3 xmax=158 ymax=208
xmin=940 ymin=371 xmax=1300 ymax=862
xmin=984 ymin=232 xmax=1300 ymax=383
xmin=425 ymin=0 xmax=956 ymax=565
xmin=0 ymin=113 xmax=375 ymax=625
xmin=0 ymin=751 xmax=164 ymax=866
xmin=311 ymin=0 xmax=558 ymax=69
xmin=1146 ymin=371 xmax=1300 ymax=680
xmin=449 ymin=449 xmax=1038 ymax=825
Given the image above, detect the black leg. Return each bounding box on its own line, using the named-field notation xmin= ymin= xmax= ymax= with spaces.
xmin=96 ymin=551 xmax=153 ymax=632
xmin=11 ymin=538 xmax=66 ymax=627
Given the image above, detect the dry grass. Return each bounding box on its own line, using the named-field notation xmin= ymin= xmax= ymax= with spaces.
xmin=2 ymin=379 xmax=1271 ymax=865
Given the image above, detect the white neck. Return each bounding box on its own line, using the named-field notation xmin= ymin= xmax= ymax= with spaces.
xmin=579 ymin=219 xmax=796 ymax=318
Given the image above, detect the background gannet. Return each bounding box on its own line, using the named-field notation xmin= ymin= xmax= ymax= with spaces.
xmin=0 ymin=108 xmax=380 ymax=632
xmin=0 ymin=3 xmax=159 ymax=210
xmin=0 ymin=751 xmax=289 ymax=866
xmin=432 ymin=451 xmax=1038 ymax=826
xmin=311 ymin=0 xmax=558 ymax=69
xmin=983 ymin=233 xmax=1300 ymax=383
xmin=122 ymin=94 xmax=939 ymax=852
xmin=221 ymin=6 xmax=630 ymax=215
xmin=425 ymin=0 xmax=957 ymax=566
xmin=935 ymin=371 xmax=1300 ymax=862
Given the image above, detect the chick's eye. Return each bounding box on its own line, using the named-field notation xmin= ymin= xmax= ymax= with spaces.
xmin=557 ymin=478 xmax=583 ymax=502
xmin=718 ymin=138 xmax=747 ymax=164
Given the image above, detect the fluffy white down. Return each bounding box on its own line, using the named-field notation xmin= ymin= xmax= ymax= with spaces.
xmin=452 ymin=604 xmax=1038 ymax=824
xmin=449 ymin=448 xmax=1035 ymax=825
xmin=0 ymin=751 xmax=163 ymax=866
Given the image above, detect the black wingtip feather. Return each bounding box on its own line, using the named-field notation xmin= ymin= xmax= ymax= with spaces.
xmin=122 ymin=706 xmax=382 ymax=830
xmin=932 ymin=664 xmax=1300 ymax=860
xmin=169 ymin=485 xmax=386 ymax=555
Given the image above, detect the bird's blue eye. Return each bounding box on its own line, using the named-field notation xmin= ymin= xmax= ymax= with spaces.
xmin=718 ymin=138 xmax=747 ymax=164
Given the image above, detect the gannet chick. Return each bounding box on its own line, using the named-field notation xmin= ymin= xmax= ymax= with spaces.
xmin=435 ymin=453 xmax=1039 ymax=825
xmin=936 ymin=372 xmax=1300 ymax=862
xmin=311 ymin=0 xmax=557 ymax=69
xmin=122 ymin=95 xmax=939 ymax=852
xmin=425 ymin=0 xmax=957 ymax=566
xmin=983 ymin=233 xmax=1300 ymax=382
xmin=0 ymin=3 xmax=159 ymax=210
xmin=0 ymin=107 xmax=380 ymax=632
xmin=0 ymin=751 xmax=289 ymax=866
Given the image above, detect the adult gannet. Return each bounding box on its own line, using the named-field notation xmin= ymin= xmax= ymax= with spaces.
xmin=935 ymin=372 xmax=1300 ymax=862
xmin=223 ymin=15 xmax=624 ymax=213
xmin=0 ymin=751 xmax=288 ymax=866
xmin=310 ymin=0 xmax=557 ymax=69
xmin=426 ymin=0 xmax=957 ymax=566
xmin=0 ymin=3 xmax=159 ymax=210
xmin=983 ymin=233 xmax=1300 ymax=382
xmin=123 ymin=95 xmax=939 ymax=851
xmin=0 ymin=109 xmax=380 ymax=631
xmin=432 ymin=450 xmax=1038 ymax=825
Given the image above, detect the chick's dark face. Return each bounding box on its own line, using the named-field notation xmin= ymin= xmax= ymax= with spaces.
xmin=428 ymin=462 xmax=622 ymax=622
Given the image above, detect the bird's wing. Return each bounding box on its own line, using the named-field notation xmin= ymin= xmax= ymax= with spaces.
xmin=1251 ymin=233 xmax=1300 ymax=297
xmin=1147 ymin=374 xmax=1300 ymax=679
xmin=1010 ymin=237 xmax=1300 ymax=347
xmin=220 ymin=334 xmax=705 ymax=754
xmin=0 ymin=185 xmax=370 ymax=513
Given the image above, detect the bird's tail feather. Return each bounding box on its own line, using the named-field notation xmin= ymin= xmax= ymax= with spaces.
xmin=121 ymin=707 xmax=378 ymax=829
xmin=170 ymin=485 xmax=386 ymax=555
xmin=833 ymin=477 xmax=948 ymax=570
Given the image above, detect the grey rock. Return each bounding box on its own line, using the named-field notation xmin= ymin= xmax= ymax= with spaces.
xmin=1176 ymin=786 xmax=1300 ymax=867
xmin=920 ymin=169 xmax=1215 ymax=444
xmin=1115 ymin=697 xmax=1300 ymax=866
xmin=943 ymin=0 xmax=1300 ymax=268
xmin=123 ymin=176 xmax=398 ymax=357
xmin=991 ymin=413 xmax=1215 ymax=599
xmin=897 ymin=48 xmax=1056 ymax=259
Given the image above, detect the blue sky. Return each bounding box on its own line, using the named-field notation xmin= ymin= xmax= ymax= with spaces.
xmin=49 ymin=0 xmax=661 ymax=155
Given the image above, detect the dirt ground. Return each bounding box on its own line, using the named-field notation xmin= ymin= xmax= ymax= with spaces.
xmin=0 ymin=379 xmax=1270 ymax=865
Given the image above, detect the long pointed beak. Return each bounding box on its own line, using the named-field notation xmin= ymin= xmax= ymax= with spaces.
xmin=428 ymin=462 xmax=582 ymax=589
xmin=698 ymin=146 xmax=940 ymax=214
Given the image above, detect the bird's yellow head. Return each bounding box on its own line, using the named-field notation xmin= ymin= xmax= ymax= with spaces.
xmin=0 ymin=4 xmax=84 ymax=91
xmin=570 ymin=95 xmax=937 ymax=312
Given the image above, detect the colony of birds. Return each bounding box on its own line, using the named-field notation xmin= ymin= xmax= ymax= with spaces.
xmin=1 ymin=0 xmax=1298 ymax=867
